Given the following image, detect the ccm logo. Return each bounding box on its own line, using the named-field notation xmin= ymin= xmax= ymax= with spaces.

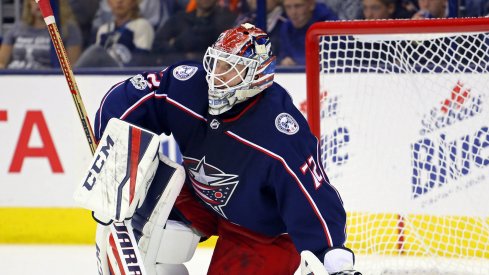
xmin=82 ymin=135 xmax=114 ymax=190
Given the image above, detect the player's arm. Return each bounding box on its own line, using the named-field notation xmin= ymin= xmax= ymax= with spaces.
xmin=271 ymin=112 xmax=360 ymax=274
xmin=274 ymin=149 xmax=361 ymax=274
xmin=0 ymin=44 xmax=12 ymax=68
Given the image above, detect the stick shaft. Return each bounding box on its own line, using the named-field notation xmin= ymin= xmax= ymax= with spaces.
xmin=36 ymin=0 xmax=96 ymax=154
xmin=48 ymin=24 xmax=97 ymax=154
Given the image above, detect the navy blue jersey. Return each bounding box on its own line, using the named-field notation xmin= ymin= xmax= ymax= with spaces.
xmin=95 ymin=61 xmax=347 ymax=260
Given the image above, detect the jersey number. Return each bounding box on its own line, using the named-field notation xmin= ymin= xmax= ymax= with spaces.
xmin=146 ymin=73 xmax=161 ymax=89
xmin=300 ymin=156 xmax=324 ymax=189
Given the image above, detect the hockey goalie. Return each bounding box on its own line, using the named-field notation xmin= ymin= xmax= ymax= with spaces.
xmin=74 ymin=23 xmax=361 ymax=275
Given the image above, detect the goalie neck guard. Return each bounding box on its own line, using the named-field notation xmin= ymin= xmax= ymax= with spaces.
xmin=203 ymin=23 xmax=276 ymax=115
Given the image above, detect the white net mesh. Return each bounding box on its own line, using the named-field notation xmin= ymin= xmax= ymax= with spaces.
xmin=314 ymin=20 xmax=489 ymax=274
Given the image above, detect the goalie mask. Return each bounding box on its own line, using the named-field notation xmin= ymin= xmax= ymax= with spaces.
xmin=203 ymin=23 xmax=276 ymax=115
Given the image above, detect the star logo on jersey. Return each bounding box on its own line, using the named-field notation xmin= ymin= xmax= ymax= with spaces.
xmin=184 ymin=157 xmax=238 ymax=218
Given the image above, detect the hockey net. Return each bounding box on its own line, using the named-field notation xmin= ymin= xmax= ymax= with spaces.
xmin=306 ymin=18 xmax=489 ymax=274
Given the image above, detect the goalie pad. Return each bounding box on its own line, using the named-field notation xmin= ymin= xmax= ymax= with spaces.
xmin=131 ymin=156 xmax=195 ymax=275
xmin=135 ymin=220 xmax=200 ymax=275
xmin=94 ymin=151 xmax=188 ymax=275
xmin=74 ymin=118 xmax=188 ymax=274
xmin=73 ymin=118 xmax=160 ymax=224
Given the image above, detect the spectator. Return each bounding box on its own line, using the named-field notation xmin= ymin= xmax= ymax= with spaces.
xmin=320 ymin=0 xmax=363 ymax=20
xmin=234 ymin=0 xmax=287 ymax=55
xmin=417 ymin=0 xmax=429 ymax=11
xmin=150 ymin=0 xmax=237 ymax=66
xmin=279 ymin=0 xmax=338 ymax=66
xmin=75 ymin=0 xmax=154 ymax=68
xmin=362 ymin=0 xmax=413 ymax=20
xmin=91 ymin=0 xmax=166 ymax=33
xmin=158 ymin=0 xmax=191 ymax=29
xmin=68 ymin=0 xmax=99 ymax=49
xmin=412 ymin=0 xmax=448 ymax=19
xmin=401 ymin=0 xmax=420 ymax=14
xmin=0 ymin=0 xmax=82 ymax=69
xmin=461 ymin=0 xmax=489 ymax=17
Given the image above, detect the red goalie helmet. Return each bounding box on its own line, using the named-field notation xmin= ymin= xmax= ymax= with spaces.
xmin=203 ymin=23 xmax=276 ymax=115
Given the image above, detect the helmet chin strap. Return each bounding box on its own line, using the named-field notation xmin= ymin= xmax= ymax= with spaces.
xmin=234 ymin=88 xmax=261 ymax=101
xmin=208 ymin=88 xmax=261 ymax=115
xmin=208 ymin=106 xmax=229 ymax=116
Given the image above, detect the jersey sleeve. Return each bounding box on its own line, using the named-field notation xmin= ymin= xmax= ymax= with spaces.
xmin=94 ymin=68 xmax=171 ymax=140
xmin=271 ymin=106 xmax=347 ymax=262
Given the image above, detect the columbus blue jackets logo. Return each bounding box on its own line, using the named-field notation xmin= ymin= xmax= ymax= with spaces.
xmin=275 ymin=113 xmax=299 ymax=135
xmin=184 ymin=157 xmax=238 ymax=218
xmin=173 ymin=65 xmax=198 ymax=81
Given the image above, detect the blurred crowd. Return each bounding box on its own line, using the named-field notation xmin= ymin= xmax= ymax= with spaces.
xmin=0 ymin=0 xmax=488 ymax=70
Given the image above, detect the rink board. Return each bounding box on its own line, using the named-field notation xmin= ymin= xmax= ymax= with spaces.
xmin=2 ymin=207 xmax=488 ymax=258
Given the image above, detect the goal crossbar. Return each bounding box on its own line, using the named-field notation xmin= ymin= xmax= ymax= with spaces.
xmin=306 ymin=17 xmax=489 ymax=138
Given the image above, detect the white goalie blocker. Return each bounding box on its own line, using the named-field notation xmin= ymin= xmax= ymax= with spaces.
xmin=74 ymin=118 xmax=200 ymax=275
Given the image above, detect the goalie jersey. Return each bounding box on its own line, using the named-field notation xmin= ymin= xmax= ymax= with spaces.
xmin=94 ymin=61 xmax=347 ymax=260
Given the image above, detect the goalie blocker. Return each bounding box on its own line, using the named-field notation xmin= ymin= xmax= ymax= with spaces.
xmin=74 ymin=118 xmax=200 ymax=275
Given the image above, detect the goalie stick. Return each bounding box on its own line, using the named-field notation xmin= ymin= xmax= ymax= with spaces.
xmin=35 ymin=0 xmax=96 ymax=154
xmin=34 ymin=1 xmax=146 ymax=274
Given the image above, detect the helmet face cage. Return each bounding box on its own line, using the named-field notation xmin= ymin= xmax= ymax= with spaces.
xmin=203 ymin=23 xmax=276 ymax=115
xmin=203 ymin=47 xmax=259 ymax=98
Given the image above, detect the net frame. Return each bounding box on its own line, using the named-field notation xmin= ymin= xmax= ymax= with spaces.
xmin=305 ymin=17 xmax=489 ymax=274
xmin=306 ymin=17 xmax=489 ymax=138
